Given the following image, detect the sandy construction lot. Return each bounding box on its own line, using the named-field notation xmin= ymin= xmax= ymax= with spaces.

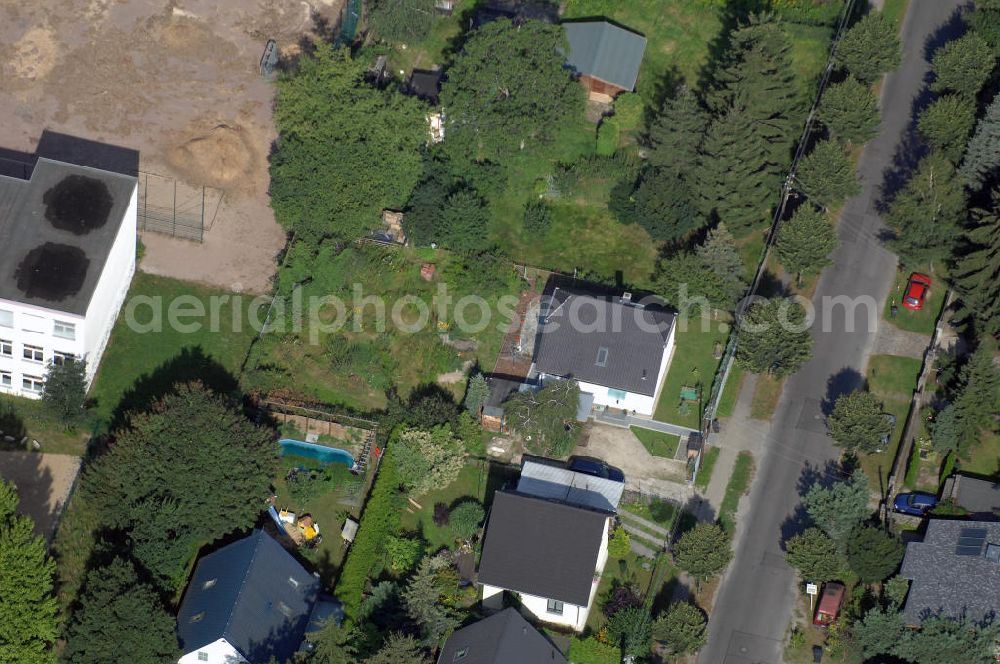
xmin=0 ymin=452 xmax=82 ymax=542
xmin=0 ymin=0 xmax=343 ymax=293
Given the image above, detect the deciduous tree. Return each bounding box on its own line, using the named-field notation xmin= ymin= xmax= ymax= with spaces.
xmin=394 ymin=426 xmax=466 ymax=497
xmin=0 ymin=480 xmax=57 ymax=664
xmin=735 ymin=298 xmax=813 ymax=377
xmin=271 ymin=47 xmax=426 ymax=242
xmin=83 ymin=382 xmax=277 ymax=587
xmin=367 ymin=0 xmax=435 ymax=44
xmin=785 ymin=527 xmax=844 ymax=582
xmin=887 ymin=152 xmax=966 ymax=267
xmin=776 ymin=206 xmax=839 ymax=283
xmin=930 ymin=32 xmax=995 ymax=98
xmin=918 ymin=94 xmax=976 ymax=163
xmin=827 ymin=390 xmax=892 ymax=454
xmin=652 ymin=602 xmax=708 ymax=656
xmin=794 ymin=139 xmax=861 ymax=210
xmin=504 ymin=380 xmax=581 ymax=457
xmin=834 ymin=11 xmax=901 ymax=82
xmin=441 ymin=19 xmax=584 ymax=162
xmin=61 ymin=557 xmax=178 ymax=664
xmin=674 ymin=522 xmax=732 ymax=582
xmin=846 ymin=526 xmax=904 ymax=583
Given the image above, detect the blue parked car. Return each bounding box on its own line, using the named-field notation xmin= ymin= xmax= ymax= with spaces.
xmin=893 ymin=492 xmax=938 ymax=516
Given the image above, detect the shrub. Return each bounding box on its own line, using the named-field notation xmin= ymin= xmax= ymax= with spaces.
xmin=652 ymin=602 xmax=708 ymax=656
xmin=448 ymin=500 xmax=485 ymax=540
xmin=523 ymin=199 xmax=552 ymax=234
xmin=608 ymin=525 xmax=632 ymax=558
xmin=568 ymin=636 xmax=621 ymax=664
xmin=596 ymin=117 xmax=620 ymax=156
xmin=602 ymin=584 xmax=642 ymax=617
xmin=386 ymin=535 xmax=424 ymax=574
xmin=606 ymin=606 xmax=653 ymax=657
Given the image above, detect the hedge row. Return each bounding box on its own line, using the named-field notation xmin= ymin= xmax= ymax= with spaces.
xmin=333 ymin=442 xmax=402 ymax=621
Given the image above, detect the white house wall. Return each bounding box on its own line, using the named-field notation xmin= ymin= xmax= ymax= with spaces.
xmin=0 ymin=183 xmax=136 ymax=400
xmin=578 ymin=378 xmax=657 ymax=415
xmin=83 ymin=183 xmax=137 ymax=385
xmin=178 ymin=638 xmax=247 ymax=664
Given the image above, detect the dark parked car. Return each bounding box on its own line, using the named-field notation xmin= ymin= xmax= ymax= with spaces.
xmin=568 ymin=457 xmax=625 ymax=483
xmin=893 ymin=492 xmax=938 ymax=516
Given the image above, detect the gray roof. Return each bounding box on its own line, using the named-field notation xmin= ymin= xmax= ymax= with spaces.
xmin=437 ymin=608 xmax=567 ymax=664
xmin=478 ymin=491 xmax=608 ymax=606
xmin=563 ymin=21 xmax=647 ymax=91
xmin=899 ymin=519 xmax=1000 ymax=625
xmin=943 ymin=474 xmax=1000 ymax=518
xmin=0 ymin=158 xmax=136 ymax=315
xmin=517 ymin=457 xmax=623 ymax=512
xmin=177 ymin=530 xmax=320 ymax=662
xmin=531 ymin=288 xmax=674 ymax=397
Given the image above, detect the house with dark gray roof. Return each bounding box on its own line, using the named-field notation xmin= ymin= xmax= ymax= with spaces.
xmin=530 ymin=287 xmax=676 ymax=417
xmin=0 ymin=156 xmax=136 ymax=399
xmin=563 ymin=20 xmax=647 ymax=100
xmin=940 ymin=473 xmax=1000 ymax=520
xmin=437 ymin=608 xmax=567 ymax=664
xmin=176 ymin=530 xmax=323 ymax=664
xmin=478 ymin=491 xmax=610 ymax=631
xmin=898 ymin=519 xmax=1000 ymax=625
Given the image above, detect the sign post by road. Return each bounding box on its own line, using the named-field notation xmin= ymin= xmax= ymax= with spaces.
xmin=806 ymin=583 xmax=818 ymax=614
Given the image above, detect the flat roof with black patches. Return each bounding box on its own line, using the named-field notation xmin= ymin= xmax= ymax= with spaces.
xmin=0 ymin=158 xmax=136 ymax=315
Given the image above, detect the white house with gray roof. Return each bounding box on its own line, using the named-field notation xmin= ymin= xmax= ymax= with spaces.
xmin=899 ymin=519 xmax=1000 ymax=625
xmin=530 ymin=287 xmax=676 ymax=417
xmin=0 ymin=157 xmax=136 ymax=399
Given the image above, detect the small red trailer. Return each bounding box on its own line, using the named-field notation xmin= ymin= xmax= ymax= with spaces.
xmin=812 ymin=582 xmax=846 ymax=627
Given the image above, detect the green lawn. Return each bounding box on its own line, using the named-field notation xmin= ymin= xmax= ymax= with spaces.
xmin=694 ymin=446 xmax=720 ymax=491
xmin=631 ymin=426 xmax=680 ymax=458
xmin=860 ymin=354 xmax=922 ymax=489
xmin=750 ymin=374 xmax=785 ymax=420
xmin=587 ymin=550 xmax=677 ymax=633
xmin=719 ymin=451 xmax=755 ymax=534
xmin=564 ymin=0 xmax=724 ymax=102
xmin=399 ymin=461 xmax=487 ymax=553
xmin=383 ymin=2 xmax=466 ymax=75
xmin=882 ymin=0 xmax=910 ymax=29
xmin=715 ymin=365 xmax=744 ymax=419
xmin=89 ymin=272 xmax=258 ymax=427
xmin=957 ymin=429 xmax=1000 ymax=478
xmin=882 ymin=269 xmax=946 ymax=336
xmin=621 ymin=498 xmax=679 ymax=532
xmin=0 ymin=395 xmax=90 ymax=455
xmin=654 ymin=317 xmax=730 ymax=428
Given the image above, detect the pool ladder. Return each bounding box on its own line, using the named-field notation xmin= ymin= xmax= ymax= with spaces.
xmin=354 ymin=430 xmax=377 ymax=472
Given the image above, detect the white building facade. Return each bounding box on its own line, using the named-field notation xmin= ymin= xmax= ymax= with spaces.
xmin=0 ymin=158 xmax=137 ymax=400
xmin=177 ymin=638 xmax=247 ymax=664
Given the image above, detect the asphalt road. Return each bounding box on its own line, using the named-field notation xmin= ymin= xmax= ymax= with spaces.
xmin=698 ymin=3 xmax=966 ymax=663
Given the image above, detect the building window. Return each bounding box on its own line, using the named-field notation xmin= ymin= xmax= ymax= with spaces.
xmin=0 ymin=339 xmax=10 ymax=357
xmin=546 ymin=599 xmax=564 ymax=615
xmin=22 ymin=375 xmax=44 ymax=394
xmin=0 ymin=310 xmax=11 ymax=328
xmin=52 ymin=352 xmax=76 ymax=366
xmin=23 ymin=345 xmax=43 ymax=363
xmin=53 ymin=321 xmax=76 ymax=340
xmin=595 ymin=346 xmax=609 ymax=367
xmin=197 ymin=653 xmax=209 ymax=662
xmin=201 ymin=578 xmax=217 ymax=590
xmin=1 ymin=371 xmax=10 ymax=388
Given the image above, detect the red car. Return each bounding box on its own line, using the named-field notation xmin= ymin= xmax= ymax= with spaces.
xmin=902 ymin=273 xmax=932 ymax=311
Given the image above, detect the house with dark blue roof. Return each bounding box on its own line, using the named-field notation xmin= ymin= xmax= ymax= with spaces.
xmin=176 ymin=530 xmax=323 ymax=664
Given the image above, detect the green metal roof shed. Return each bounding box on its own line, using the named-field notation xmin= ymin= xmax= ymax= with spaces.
xmin=563 ymin=20 xmax=647 ymax=92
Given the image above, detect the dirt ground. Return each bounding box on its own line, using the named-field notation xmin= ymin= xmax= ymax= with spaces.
xmin=0 ymin=0 xmax=344 ymax=293
xmin=577 ymin=423 xmax=694 ymax=501
xmin=0 ymin=452 xmax=81 ymax=542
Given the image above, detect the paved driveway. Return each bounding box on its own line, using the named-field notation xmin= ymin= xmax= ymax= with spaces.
xmin=699 ymin=3 xmax=966 ymax=662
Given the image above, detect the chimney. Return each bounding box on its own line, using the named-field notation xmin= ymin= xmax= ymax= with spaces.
xmin=622 ymin=291 xmax=632 ymax=303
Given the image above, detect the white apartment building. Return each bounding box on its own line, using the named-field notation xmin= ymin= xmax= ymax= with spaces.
xmin=0 ymin=157 xmax=136 ymax=399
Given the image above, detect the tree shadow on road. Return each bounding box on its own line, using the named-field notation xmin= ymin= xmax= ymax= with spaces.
xmin=820 ymin=367 xmax=865 ymax=416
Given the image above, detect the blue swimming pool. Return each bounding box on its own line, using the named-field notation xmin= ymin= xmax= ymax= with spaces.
xmin=279 ymin=438 xmax=355 ymax=468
